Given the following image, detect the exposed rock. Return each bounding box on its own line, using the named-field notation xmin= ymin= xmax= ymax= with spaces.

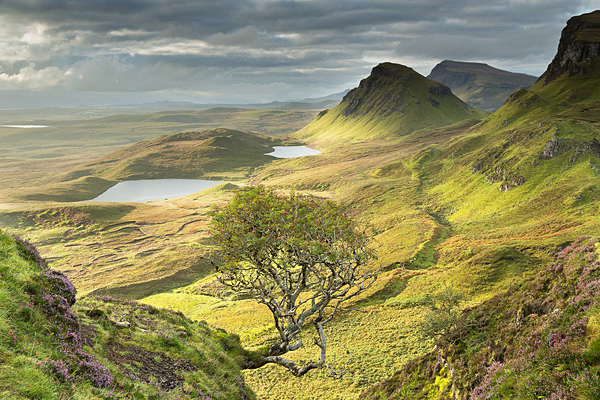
xmin=428 ymin=84 xmax=452 ymax=96
xmin=106 ymin=342 xmax=196 ymax=391
xmin=591 ymin=138 xmax=600 ymax=156
xmin=317 ymin=109 xmax=328 ymax=118
xmin=541 ymin=137 xmax=564 ymax=159
xmin=370 ymin=62 xmax=416 ymax=81
xmin=542 ymin=10 xmax=600 ymax=84
xmin=506 ymin=88 xmax=527 ymax=103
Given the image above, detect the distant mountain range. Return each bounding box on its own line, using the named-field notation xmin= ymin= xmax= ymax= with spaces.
xmin=111 ymin=90 xmax=349 ymax=112
xmin=427 ymin=60 xmax=537 ymax=111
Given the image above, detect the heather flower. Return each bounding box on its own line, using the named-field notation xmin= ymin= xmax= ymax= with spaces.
xmin=16 ymin=237 xmax=114 ymax=389
xmin=471 ymin=237 xmax=600 ymax=399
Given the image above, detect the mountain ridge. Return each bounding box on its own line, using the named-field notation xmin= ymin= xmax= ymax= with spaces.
xmin=427 ymin=60 xmax=537 ymax=111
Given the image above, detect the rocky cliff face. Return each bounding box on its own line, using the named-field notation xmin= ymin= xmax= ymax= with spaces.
xmin=542 ymin=10 xmax=600 ymax=84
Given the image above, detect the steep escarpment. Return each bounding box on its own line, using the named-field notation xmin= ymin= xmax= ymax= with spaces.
xmin=428 ymin=60 xmax=537 ymax=111
xmin=0 ymin=230 xmax=252 ymax=400
xmin=542 ymin=10 xmax=600 ymax=84
xmin=296 ymin=62 xmax=485 ymax=144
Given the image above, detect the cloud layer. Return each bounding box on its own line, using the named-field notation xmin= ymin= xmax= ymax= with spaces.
xmin=0 ymin=0 xmax=596 ymax=105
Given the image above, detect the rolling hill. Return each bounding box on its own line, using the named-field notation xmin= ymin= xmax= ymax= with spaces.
xmin=12 ymin=128 xmax=292 ymax=203
xmin=69 ymin=128 xmax=285 ymax=182
xmin=427 ymin=60 xmax=537 ymax=111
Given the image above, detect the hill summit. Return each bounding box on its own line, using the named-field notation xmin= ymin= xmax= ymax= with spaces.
xmin=427 ymin=60 xmax=537 ymax=111
xmin=296 ymin=62 xmax=485 ymax=143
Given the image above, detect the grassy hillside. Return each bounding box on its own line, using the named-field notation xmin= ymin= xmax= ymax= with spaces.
xmin=296 ymin=62 xmax=485 ymax=144
xmin=355 ymin=10 xmax=600 ymax=399
xmin=362 ymin=236 xmax=600 ymax=399
xmin=143 ymin=12 xmax=600 ymax=400
xmin=78 ymin=128 xmax=287 ymax=182
xmin=0 ymin=229 xmax=251 ymax=399
xmin=427 ymin=60 xmax=537 ymax=111
xmin=0 ymin=184 xmax=243 ymax=298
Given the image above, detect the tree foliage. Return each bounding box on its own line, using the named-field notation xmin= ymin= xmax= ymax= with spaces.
xmin=209 ymin=185 xmax=378 ymax=376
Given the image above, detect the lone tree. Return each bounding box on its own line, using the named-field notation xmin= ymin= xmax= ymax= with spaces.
xmin=419 ymin=285 xmax=465 ymax=343
xmin=209 ymin=185 xmax=377 ymax=377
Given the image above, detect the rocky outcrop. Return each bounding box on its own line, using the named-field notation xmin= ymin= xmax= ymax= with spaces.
xmin=429 ymin=84 xmax=452 ymax=96
xmin=542 ymin=10 xmax=600 ymax=84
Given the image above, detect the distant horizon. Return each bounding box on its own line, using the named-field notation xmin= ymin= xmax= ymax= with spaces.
xmin=0 ymin=58 xmax=538 ymax=111
xmin=0 ymin=1 xmax=596 ymax=108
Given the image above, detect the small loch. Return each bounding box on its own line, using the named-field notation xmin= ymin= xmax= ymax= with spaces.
xmin=1 ymin=125 xmax=50 ymax=128
xmin=266 ymin=146 xmax=321 ymax=158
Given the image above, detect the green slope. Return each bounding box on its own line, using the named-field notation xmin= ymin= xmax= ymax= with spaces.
xmin=427 ymin=60 xmax=537 ymax=111
xmin=357 ymin=10 xmax=600 ymax=399
xmin=3 ymin=10 xmax=600 ymax=400
xmin=296 ymin=62 xmax=486 ymax=144
xmin=0 ymin=230 xmax=251 ymax=399
xmin=362 ymin=236 xmax=600 ymax=400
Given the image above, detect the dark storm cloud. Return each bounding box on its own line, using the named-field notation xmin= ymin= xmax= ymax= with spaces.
xmin=0 ymin=0 xmax=596 ymax=104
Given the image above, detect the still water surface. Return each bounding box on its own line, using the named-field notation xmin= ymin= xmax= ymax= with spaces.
xmin=1 ymin=125 xmax=49 ymax=128
xmin=91 ymin=179 xmax=221 ymax=202
xmin=266 ymin=146 xmax=321 ymax=158
xmin=89 ymin=146 xmax=320 ymax=202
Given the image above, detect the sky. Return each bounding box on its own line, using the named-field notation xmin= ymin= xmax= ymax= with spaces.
xmin=0 ymin=0 xmax=597 ymax=108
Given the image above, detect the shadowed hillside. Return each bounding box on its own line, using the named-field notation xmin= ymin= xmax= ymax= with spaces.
xmin=427 ymin=60 xmax=537 ymax=111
